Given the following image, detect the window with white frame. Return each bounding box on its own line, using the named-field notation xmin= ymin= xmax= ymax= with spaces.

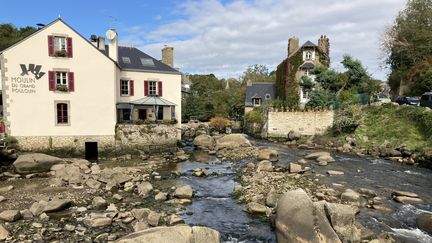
xmin=305 ymin=51 xmax=312 ymax=61
xmin=252 ymin=98 xmax=262 ymax=106
xmin=54 ymin=36 xmax=66 ymax=52
xmin=149 ymin=81 xmax=157 ymax=96
xmin=56 ymin=102 xmax=69 ymax=125
xmin=56 ymin=71 xmax=67 ymax=86
xmin=120 ymin=80 xmax=130 ymax=96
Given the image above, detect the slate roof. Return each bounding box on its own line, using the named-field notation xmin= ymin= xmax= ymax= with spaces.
xmin=105 ymin=46 xmax=180 ymax=74
xmin=300 ymin=62 xmax=315 ymax=69
xmin=245 ymin=82 xmax=275 ymax=106
xmin=301 ymin=40 xmax=317 ymax=48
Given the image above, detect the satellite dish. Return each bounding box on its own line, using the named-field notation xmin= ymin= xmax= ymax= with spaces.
xmin=106 ymin=29 xmax=117 ymax=40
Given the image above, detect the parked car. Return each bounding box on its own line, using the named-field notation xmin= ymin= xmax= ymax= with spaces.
xmin=395 ymin=96 xmax=420 ymax=106
xmin=373 ymin=94 xmax=391 ymax=104
xmin=420 ymin=92 xmax=432 ymax=108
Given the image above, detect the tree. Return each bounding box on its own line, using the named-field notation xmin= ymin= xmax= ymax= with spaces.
xmin=0 ymin=23 xmax=37 ymax=51
xmin=240 ymin=64 xmax=274 ymax=83
xmin=383 ymin=0 xmax=432 ymax=95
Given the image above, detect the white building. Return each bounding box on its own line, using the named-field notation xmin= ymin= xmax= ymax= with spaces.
xmin=0 ymin=18 xmax=181 ymax=153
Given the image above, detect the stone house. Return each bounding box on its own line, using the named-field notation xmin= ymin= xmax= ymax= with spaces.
xmin=276 ymin=36 xmax=330 ymax=105
xmin=0 ymin=18 xmax=181 ymax=154
xmin=244 ymin=81 xmax=275 ymax=113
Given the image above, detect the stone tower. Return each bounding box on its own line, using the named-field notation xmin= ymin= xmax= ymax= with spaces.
xmin=288 ymin=36 xmax=299 ymax=56
xmin=161 ymin=45 xmax=174 ymax=67
xmin=318 ymin=35 xmax=330 ymax=57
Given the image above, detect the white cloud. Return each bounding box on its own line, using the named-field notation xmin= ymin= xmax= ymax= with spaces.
xmin=121 ymin=0 xmax=406 ymax=80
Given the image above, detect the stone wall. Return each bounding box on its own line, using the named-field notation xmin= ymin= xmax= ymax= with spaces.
xmin=116 ymin=123 xmax=179 ymax=147
xmin=15 ymin=135 xmax=115 ymax=151
xmin=267 ymin=111 xmax=334 ymax=137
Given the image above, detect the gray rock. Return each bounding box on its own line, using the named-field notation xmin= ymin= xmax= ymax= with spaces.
xmin=289 ymin=163 xmax=302 ymax=173
xmin=416 ymin=213 xmax=432 ymax=235
xmin=393 ymin=196 xmax=424 ymax=204
xmin=92 ymin=197 xmax=107 ymax=209
xmin=137 ymin=182 xmax=153 ymax=198
xmin=147 ymin=211 xmax=161 ymax=227
xmin=20 ymin=209 xmax=33 ymax=219
xmin=193 ymin=134 xmax=215 ymax=149
xmin=266 ymin=189 xmax=279 ymax=207
xmin=341 ymin=189 xmax=365 ymax=206
xmin=64 ymin=224 xmax=75 ymax=231
xmin=30 ymin=201 xmax=47 ymax=216
xmin=124 ymin=182 xmax=135 ymax=192
xmin=327 ymin=170 xmax=345 ymax=176
xmin=287 ymin=130 xmax=301 ymax=141
xmin=13 ymin=153 xmax=65 ymax=174
xmin=258 ymin=149 xmax=279 ymax=161
xmin=86 ymin=178 xmax=102 ymax=189
xmin=358 ymin=188 xmax=377 ymax=198
xmin=247 ymin=202 xmax=268 ymax=214
xmin=0 ymin=224 xmax=9 ymax=240
xmin=117 ymin=225 xmax=220 ymax=243
xmin=83 ymin=214 xmax=113 ymax=228
xmin=131 ymin=208 xmax=151 ymax=221
xmin=317 ymin=155 xmax=335 ymax=163
xmin=216 ymin=134 xmax=251 ymax=149
xmin=325 ymin=203 xmax=361 ymax=242
xmin=113 ymin=194 xmax=123 ymax=201
xmin=43 ymin=199 xmax=72 ymax=213
xmin=392 ymin=190 xmax=419 ymax=198
xmin=55 ymin=165 xmax=82 ymax=184
xmin=133 ymin=221 xmax=150 ymax=232
xmin=304 ymin=151 xmax=330 ymax=159
xmin=0 ymin=196 xmax=5 ymax=202
xmin=155 ymin=192 xmax=168 ymax=201
xmin=174 ymin=185 xmax=193 ymax=199
xmin=256 ymin=160 xmax=273 ymax=172
xmin=275 ymin=189 xmax=341 ymax=243
xmin=168 ymin=214 xmax=184 ymax=225
xmin=0 ymin=210 xmax=21 ymax=222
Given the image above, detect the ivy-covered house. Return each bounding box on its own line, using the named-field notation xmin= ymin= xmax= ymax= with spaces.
xmin=275 ymin=36 xmax=330 ymax=107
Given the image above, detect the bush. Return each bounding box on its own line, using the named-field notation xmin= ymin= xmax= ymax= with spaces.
xmin=4 ymin=136 xmax=18 ymax=148
xmin=210 ymin=117 xmax=231 ymax=132
xmin=332 ymin=105 xmax=362 ymax=134
xmin=244 ymin=110 xmax=263 ymax=124
xmin=306 ymin=89 xmax=334 ymax=110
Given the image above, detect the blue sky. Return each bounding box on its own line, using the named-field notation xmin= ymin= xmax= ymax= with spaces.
xmin=1 ymin=0 xmax=407 ymax=80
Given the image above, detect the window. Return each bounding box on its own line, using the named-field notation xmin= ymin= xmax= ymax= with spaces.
xmin=54 ymin=36 xmax=66 ymax=52
xmin=252 ymin=98 xmax=262 ymax=106
xmin=56 ymin=72 xmax=67 ymax=86
xmin=149 ymin=81 xmax=157 ymax=96
xmin=120 ymin=80 xmax=130 ymax=96
xmin=140 ymin=58 xmax=154 ymax=66
xmin=305 ymin=51 xmax=312 ymax=61
xmin=265 ymin=94 xmax=271 ymax=100
xmin=302 ymin=89 xmax=309 ymax=100
xmin=122 ymin=109 xmax=131 ymax=121
xmin=122 ymin=57 xmax=131 ymax=64
xmin=56 ymin=103 xmax=68 ymax=124
xmin=304 ymin=69 xmax=310 ymax=76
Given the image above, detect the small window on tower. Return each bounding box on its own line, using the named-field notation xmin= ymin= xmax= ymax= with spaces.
xmin=305 ymin=51 xmax=312 ymax=61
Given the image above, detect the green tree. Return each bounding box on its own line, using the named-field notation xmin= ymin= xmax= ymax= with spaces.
xmin=240 ymin=64 xmax=274 ymax=83
xmin=0 ymin=23 xmax=37 ymax=51
xmin=383 ymin=0 xmax=432 ymax=95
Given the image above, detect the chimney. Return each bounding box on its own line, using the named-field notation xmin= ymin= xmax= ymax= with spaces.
xmin=97 ymin=36 xmax=105 ymax=51
xmin=288 ymin=36 xmax=299 ymax=56
xmin=90 ymin=35 xmax=98 ymax=46
xmin=318 ymin=35 xmax=330 ymax=56
xmin=161 ymin=45 xmax=174 ymax=67
xmin=107 ymin=29 xmax=118 ymax=62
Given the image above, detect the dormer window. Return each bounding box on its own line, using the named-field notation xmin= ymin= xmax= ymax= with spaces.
xmin=252 ymin=98 xmax=262 ymax=106
xmin=122 ymin=57 xmax=131 ymax=64
xmin=140 ymin=58 xmax=154 ymax=66
xmin=305 ymin=51 xmax=312 ymax=61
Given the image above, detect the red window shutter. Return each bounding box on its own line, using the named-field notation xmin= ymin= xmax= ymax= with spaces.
xmin=48 ymin=36 xmax=54 ymax=56
xmin=67 ymin=37 xmax=73 ymax=58
xmin=130 ymin=80 xmax=134 ymax=96
xmin=68 ymin=72 xmax=75 ymax=92
xmin=48 ymin=71 xmax=55 ymax=91
xmin=158 ymin=81 xmax=163 ymax=97
xmin=144 ymin=80 xmax=149 ymax=96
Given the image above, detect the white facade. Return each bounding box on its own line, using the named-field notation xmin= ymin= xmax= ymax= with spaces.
xmin=0 ymin=19 xmax=181 ymax=150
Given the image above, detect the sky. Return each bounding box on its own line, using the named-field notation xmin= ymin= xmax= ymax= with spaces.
xmin=1 ymin=0 xmax=407 ymax=80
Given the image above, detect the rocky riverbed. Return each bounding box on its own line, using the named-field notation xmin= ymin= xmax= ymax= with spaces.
xmin=0 ymin=133 xmax=430 ymax=242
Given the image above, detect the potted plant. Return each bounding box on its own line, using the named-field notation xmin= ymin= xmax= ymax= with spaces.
xmin=56 ymin=84 xmax=68 ymax=92
xmin=55 ymin=50 xmax=68 ymax=57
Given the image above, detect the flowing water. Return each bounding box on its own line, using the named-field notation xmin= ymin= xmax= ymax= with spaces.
xmin=157 ymin=139 xmax=432 ymax=242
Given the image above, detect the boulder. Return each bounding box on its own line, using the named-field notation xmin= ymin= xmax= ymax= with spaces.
xmin=275 ymin=189 xmax=341 ymax=243
xmin=0 ymin=210 xmax=21 ymax=222
xmin=43 ymin=199 xmax=72 ymax=213
xmin=287 ymin=130 xmax=301 ymax=141
xmin=155 ymin=192 xmax=168 ymax=201
xmin=327 ymin=170 xmax=345 ymax=176
xmin=317 ymin=155 xmax=336 ymax=163
xmin=92 ymin=197 xmax=107 ymax=210
xmin=131 ymin=208 xmax=151 ymax=221
xmin=266 ymin=189 xmax=280 ymax=207
xmin=416 ymin=213 xmax=432 ymax=235
xmin=30 ymin=201 xmax=47 ymax=216
xmin=0 ymin=224 xmax=9 ymax=240
xmin=216 ymin=134 xmax=251 ymax=149
xmin=168 ymin=214 xmax=184 ymax=225
xmin=193 ymin=135 xmax=215 ymax=149
xmin=392 ymin=190 xmax=419 ymax=198
xmin=341 ymin=189 xmax=363 ymax=205
xmin=83 ymin=214 xmax=112 ymax=228
xmin=13 ymin=153 xmax=64 ymax=174
xmin=147 ymin=211 xmax=161 ymax=227
xmin=86 ymin=178 xmax=102 ymax=189
xmin=256 ymin=160 xmax=273 ymax=172
xmin=358 ymin=188 xmax=377 ymax=198
xmin=393 ymin=196 xmax=424 ymax=204
xmin=258 ymin=149 xmax=279 ymax=161
xmin=116 ymin=225 xmax=220 ymax=243
xmin=137 ymin=182 xmax=153 ymax=198
xmin=305 ymin=151 xmax=330 ymax=159
xmin=325 ymin=203 xmax=361 ymax=242
xmin=174 ymin=185 xmax=193 ymax=199
xmin=55 ymin=165 xmax=82 ymax=184
xmin=289 ymin=163 xmax=302 ymax=173
xmin=133 ymin=221 xmax=150 ymax=232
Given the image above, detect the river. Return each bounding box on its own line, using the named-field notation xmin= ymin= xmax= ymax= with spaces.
xmin=157 ymin=138 xmax=432 ymax=242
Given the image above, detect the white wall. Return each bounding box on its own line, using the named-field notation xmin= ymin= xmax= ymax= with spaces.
xmin=1 ymin=20 xmax=117 ymax=137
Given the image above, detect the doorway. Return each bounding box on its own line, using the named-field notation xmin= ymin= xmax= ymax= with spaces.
xmin=138 ymin=109 xmax=147 ymax=120
xmin=85 ymin=142 xmax=98 ymax=161
xmin=157 ymin=106 xmax=164 ymax=120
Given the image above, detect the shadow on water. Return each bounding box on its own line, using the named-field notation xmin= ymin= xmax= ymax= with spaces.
xmin=158 ymin=149 xmax=276 ymax=243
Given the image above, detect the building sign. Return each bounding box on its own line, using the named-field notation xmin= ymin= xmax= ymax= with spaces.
xmin=11 ymin=64 xmax=45 ymax=94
